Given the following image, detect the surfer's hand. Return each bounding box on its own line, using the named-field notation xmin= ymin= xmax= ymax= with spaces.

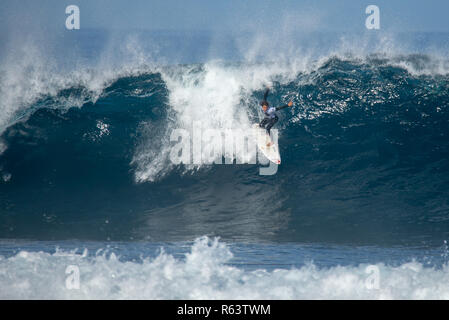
xmin=288 ymin=101 xmax=293 ymax=107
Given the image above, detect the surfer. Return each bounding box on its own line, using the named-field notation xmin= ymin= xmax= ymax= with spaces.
xmin=259 ymin=88 xmax=293 ymax=146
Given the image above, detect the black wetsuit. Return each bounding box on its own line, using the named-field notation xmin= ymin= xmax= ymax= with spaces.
xmin=259 ymin=89 xmax=289 ymax=135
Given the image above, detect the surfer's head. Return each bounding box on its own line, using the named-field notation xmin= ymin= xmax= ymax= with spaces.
xmin=260 ymin=100 xmax=269 ymax=111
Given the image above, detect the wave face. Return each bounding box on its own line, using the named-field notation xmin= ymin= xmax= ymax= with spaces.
xmin=1 ymin=53 xmax=449 ymax=246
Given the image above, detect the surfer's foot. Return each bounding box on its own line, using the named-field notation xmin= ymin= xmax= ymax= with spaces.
xmin=266 ymin=142 xmax=272 ymax=147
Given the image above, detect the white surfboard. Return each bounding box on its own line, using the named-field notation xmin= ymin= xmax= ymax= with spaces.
xmin=252 ymin=123 xmax=281 ymax=165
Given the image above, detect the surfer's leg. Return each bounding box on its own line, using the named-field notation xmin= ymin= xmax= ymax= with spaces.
xmin=259 ymin=118 xmax=269 ymax=128
xmin=265 ymin=115 xmax=278 ymax=135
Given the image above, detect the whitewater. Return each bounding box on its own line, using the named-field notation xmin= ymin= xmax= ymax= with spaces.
xmin=1 ymin=237 xmax=449 ymax=299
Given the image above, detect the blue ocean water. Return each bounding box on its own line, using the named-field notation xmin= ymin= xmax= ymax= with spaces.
xmin=1 ymin=30 xmax=449 ymax=299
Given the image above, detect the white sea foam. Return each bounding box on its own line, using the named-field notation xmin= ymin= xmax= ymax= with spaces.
xmin=132 ymin=60 xmax=306 ymax=182
xmin=0 ymin=237 xmax=448 ymax=299
xmin=0 ymin=35 xmax=157 ymax=137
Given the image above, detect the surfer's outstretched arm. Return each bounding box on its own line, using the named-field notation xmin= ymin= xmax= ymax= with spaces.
xmin=275 ymin=101 xmax=293 ymax=111
xmin=275 ymin=104 xmax=289 ymax=111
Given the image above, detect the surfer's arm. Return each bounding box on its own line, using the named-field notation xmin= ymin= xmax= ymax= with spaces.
xmin=275 ymin=101 xmax=293 ymax=111
xmin=275 ymin=104 xmax=289 ymax=111
xmin=263 ymin=88 xmax=269 ymax=101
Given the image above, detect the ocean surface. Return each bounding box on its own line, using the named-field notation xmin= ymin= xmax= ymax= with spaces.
xmin=1 ymin=30 xmax=449 ymax=299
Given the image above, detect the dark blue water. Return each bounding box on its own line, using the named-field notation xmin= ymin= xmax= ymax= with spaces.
xmin=1 ymin=54 xmax=449 ymax=246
